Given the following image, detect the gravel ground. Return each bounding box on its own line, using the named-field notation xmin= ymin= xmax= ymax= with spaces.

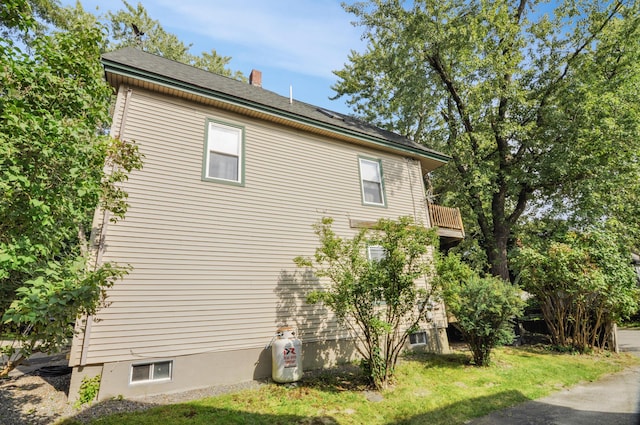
xmin=1 ymin=371 xmax=74 ymax=425
xmin=0 ymin=367 xmax=265 ymax=425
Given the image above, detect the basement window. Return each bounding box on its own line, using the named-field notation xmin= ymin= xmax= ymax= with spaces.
xmin=409 ymin=331 xmax=428 ymax=346
xmin=130 ymin=360 xmax=172 ymax=384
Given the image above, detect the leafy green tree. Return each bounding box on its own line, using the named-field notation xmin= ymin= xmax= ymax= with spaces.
xmin=1 ymin=0 xmax=62 ymax=38
xmin=295 ymin=217 xmax=438 ymax=389
xmin=513 ymin=229 xmax=639 ymax=352
xmin=0 ymin=1 xmax=142 ymax=376
xmin=3 ymin=1 xmax=246 ymax=79
xmin=106 ymin=1 xmax=245 ymax=80
xmin=1 ymin=0 xmax=34 ymax=31
xmin=333 ymin=0 xmax=640 ymax=280
xmin=436 ymin=253 xmax=524 ymax=365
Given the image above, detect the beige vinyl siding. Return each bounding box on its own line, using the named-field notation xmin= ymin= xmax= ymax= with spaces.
xmin=69 ymin=86 xmax=131 ymax=365
xmin=77 ymin=87 xmax=431 ymax=365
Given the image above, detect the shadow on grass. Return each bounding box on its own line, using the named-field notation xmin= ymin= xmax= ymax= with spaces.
xmin=383 ymin=390 xmax=529 ymax=424
xmin=462 ymin=398 xmax=639 ymax=425
xmin=385 ymin=390 xmax=639 ymax=425
xmin=299 ymin=349 xmax=475 ymax=394
xmin=58 ymin=380 xmax=516 ymax=425
xmin=56 ymin=357 xmax=640 ymax=425
xmin=57 ymin=337 xmax=640 ymax=425
xmin=58 ymin=399 xmax=338 ymax=425
xmin=302 ymin=362 xmax=371 ymax=393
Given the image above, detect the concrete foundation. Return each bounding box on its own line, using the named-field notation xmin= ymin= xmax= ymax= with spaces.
xmin=72 ymin=327 xmax=448 ymax=401
xmin=74 ymin=338 xmax=360 ymax=401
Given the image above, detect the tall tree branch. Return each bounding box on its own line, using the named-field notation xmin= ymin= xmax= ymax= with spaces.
xmin=507 ymin=184 xmax=532 ymax=225
xmin=427 ymin=53 xmax=480 ymax=155
xmin=537 ymin=1 xmax=624 ymax=124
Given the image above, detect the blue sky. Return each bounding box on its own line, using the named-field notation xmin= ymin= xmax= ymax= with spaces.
xmin=64 ymin=0 xmax=365 ymax=114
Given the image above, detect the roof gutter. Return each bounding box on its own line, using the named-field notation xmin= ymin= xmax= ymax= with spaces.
xmin=101 ymin=59 xmax=451 ymax=166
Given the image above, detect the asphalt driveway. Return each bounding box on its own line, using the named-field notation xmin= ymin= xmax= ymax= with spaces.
xmin=468 ymin=329 xmax=640 ymax=425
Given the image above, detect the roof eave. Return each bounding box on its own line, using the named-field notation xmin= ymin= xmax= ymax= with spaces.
xmin=102 ymin=58 xmax=450 ymax=170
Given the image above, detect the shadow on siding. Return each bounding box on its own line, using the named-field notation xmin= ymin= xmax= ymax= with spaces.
xmin=273 ymin=269 xmax=358 ymax=373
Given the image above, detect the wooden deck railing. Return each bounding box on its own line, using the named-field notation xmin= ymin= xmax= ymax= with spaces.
xmin=350 ymin=204 xmax=465 ymax=240
xmin=428 ymin=203 xmax=465 ymax=236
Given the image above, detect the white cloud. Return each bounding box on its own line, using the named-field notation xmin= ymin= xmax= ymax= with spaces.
xmin=152 ymin=0 xmax=363 ymax=79
xmin=63 ymin=0 xmax=361 ymax=110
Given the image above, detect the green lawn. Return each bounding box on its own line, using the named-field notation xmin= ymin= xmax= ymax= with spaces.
xmin=59 ymin=346 xmax=639 ymax=425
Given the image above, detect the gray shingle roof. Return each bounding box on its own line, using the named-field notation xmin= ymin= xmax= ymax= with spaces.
xmin=101 ymin=47 xmax=449 ymax=163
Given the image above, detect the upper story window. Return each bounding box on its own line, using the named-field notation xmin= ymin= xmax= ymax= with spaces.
xmin=204 ymin=120 xmax=244 ymax=185
xmin=359 ymin=157 xmax=386 ymax=207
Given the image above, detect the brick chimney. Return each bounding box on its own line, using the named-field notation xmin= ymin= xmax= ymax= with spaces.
xmin=249 ymin=69 xmax=262 ymax=87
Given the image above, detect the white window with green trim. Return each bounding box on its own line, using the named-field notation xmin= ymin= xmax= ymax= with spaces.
xmin=359 ymin=157 xmax=385 ymax=206
xmin=204 ymin=120 xmax=244 ymax=184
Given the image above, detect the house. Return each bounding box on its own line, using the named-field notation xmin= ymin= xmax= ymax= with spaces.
xmin=68 ymin=47 xmax=464 ymax=400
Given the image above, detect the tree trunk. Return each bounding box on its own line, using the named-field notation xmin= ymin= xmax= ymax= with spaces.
xmin=487 ymin=228 xmax=510 ymax=281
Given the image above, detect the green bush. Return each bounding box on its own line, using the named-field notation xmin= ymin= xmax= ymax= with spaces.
xmin=513 ymin=229 xmax=639 ymax=351
xmin=74 ymin=374 xmax=101 ymax=408
xmin=437 ymin=254 xmax=524 ymax=366
xmin=296 ymin=216 xmax=438 ymax=389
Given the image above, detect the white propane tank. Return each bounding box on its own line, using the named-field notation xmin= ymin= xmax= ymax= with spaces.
xmin=272 ymin=326 xmax=302 ymax=383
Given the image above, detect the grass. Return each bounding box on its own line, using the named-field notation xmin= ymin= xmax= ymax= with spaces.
xmin=58 ymin=346 xmax=639 ymax=425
